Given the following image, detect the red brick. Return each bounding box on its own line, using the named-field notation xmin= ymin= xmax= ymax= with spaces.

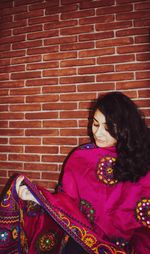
xmin=0 ymin=58 xmax=10 ymax=67
xmin=26 ymin=94 xmax=59 ymax=103
xmin=60 ymin=58 xmax=95 ymax=68
xmin=60 ymin=76 xmax=94 ymax=84
xmin=0 ymin=146 xmax=23 ymax=153
xmin=0 ymin=89 xmax=8 ymax=96
xmin=44 ymin=20 xmax=77 ymax=30
xmin=116 ymin=10 xmax=150 ymax=20
xmin=43 ymin=102 xmax=77 ymax=111
xmin=46 ymin=4 xmax=77 ymax=15
xmin=43 ymin=68 xmax=76 ymax=77
xmin=96 ymin=4 xmax=133 ymax=15
xmin=60 ymin=111 xmax=88 ymax=119
xmin=10 ymin=138 xmax=41 ymax=145
xmin=116 ymin=27 xmax=148 ymax=37
xmin=26 ymin=78 xmax=58 ymax=86
xmin=43 ymin=137 xmax=77 ymax=145
xmin=0 ymin=121 xmax=8 ymax=128
xmin=25 ymin=112 xmax=58 ymax=120
xmin=27 ymin=61 xmax=59 ymax=70
xmin=116 ymin=63 xmax=150 ymax=72
xmin=25 ymin=146 xmax=58 ymax=154
xmin=0 ymin=73 xmax=9 ymax=80
xmin=10 ymin=121 xmax=41 ymax=128
xmin=61 ymin=93 xmax=96 ymax=102
xmin=0 ymin=138 xmax=8 ymax=144
xmin=42 ymin=155 xmax=65 ymax=163
xmin=0 ymin=81 xmax=24 ymax=89
xmin=14 ymin=9 xmax=44 ymax=20
xmin=0 ymin=96 xmax=24 ymax=104
xmin=43 ymin=120 xmax=77 ymax=128
xmin=79 ymin=48 xmax=115 ymax=58
xmin=80 ymin=0 xmax=114 ymax=9
xmin=79 ymin=31 xmax=112 ymax=42
xmin=28 ymin=14 xmax=59 ymax=25
xmin=12 ymin=40 xmax=42 ymax=50
xmin=25 ymin=129 xmax=59 ymax=136
xmin=60 ymin=42 xmax=94 ymax=51
xmin=96 ymin=21 xmax=132 ymax=32
xmin=0 ymin=50 xmax=25 ymax=59
xmin=0 ymin=154 xmax=7 ymax=160
xmin=78 ymin=83 xmax=115 ymax=92
xmin=98 ymin=54 xmax=135 ymax=64
xmin=117 ymin=45 xmax=150 ymax=54
xmin=0 ymin=34 xmax=25 ymax=45
xmin=9 ymin=154 xmax=40 ymax=162
xmin=11 ymin=71 xmax=41 ymax=80
xmin=0 ymin=113 xmax=24 ymax=120
xmin=60 ymin=128 xmax=87 ymax=136
xmin=0 ymin=65 xmax=25 ymax=74
xmin=10 ymin=87 xmax=40 ymax=95
xmin=8 ymin=171 xmax=41 ymax=180
xmin=0 ymin=162 xmax=22 ymax=170
xmin=27 ymin=45 xmax=58 ymax=55
xmin=10 ymin=104 xmax=41 ymax=112
xmin=42 ymin=172 xmax=60 ymax=181
xmin=24 ymin=163 xmax=58 ymax=171
xmin=43 ymin=85 xmax=76 ymax=94
xmin=27 ymin=30 xmax=58 ymax=40
xmin=135 ymin=2 xmax=150 ymax=10
xmin=13 ymin=24 xmax=42 ymax=35
xmin=78 ymin=65 xmax=114 ymax=75
xmin=62 ymin=9 xmax=94 ymax=20
xmin=135 ymin=35 xmax=150 ymax=44
xmin=117 ymin=80 xmax=150 ymax=90
xmin=61 ymin=25 xmax=94 ymax=36
xmin=136 ymin=71 xmax=150 ymax=80
xmin=80 ymin=15 xmax=114 ymax=25
xmin=12 ymin=55 xmax=41 ymax=65
xmin=43 ymin=52 xmax=77 ymax=61
xmin=97 ymin=73 xmax=134 ymax=82
xmin=96 ymin=37 xmax=133 ymax=48
xmin=44 ymin=36 xmax=77 ymax=46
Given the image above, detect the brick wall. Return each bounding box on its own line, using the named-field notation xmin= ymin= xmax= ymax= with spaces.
xmin=0 ymin=0 xmax=150 ymax=192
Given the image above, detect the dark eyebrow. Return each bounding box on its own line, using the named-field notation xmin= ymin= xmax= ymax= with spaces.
xmin=93 ymin=117 xmax=98 ymax=122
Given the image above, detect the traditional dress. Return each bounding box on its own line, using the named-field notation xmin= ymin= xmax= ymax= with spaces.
xmin=0 ymin=143 xmax=150 ymax=254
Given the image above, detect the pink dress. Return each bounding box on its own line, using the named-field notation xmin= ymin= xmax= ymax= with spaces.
xmin=61 ymin=143 xmax=150 ymax=253
xmin=0 ymin=143 xmax=150 ymax=254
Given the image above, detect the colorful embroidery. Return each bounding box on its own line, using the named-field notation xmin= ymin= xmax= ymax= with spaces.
xmin=23 ymin=201 xmax=44 ymax=217
xmin=58 ymin=212 xmax=126 ymax=254
xmin=37 ymin=232 xmax=57 ymax=252
xmin=80 ymin=199 xmax=95 ymax=224
xmin=136 ymin=197 xmax=150 ymax=228
xmin=0 ymin=190 xmax=11 ymax=208
xmin=97 ymin=156 xmax=118 ymax=185
xmin=0 ymin=229 xmax=10 ymax=244
xmin=111 ymin=237 xmax=132 ymax=253
xmin=80 ymin=143 xmax=96 ymax=150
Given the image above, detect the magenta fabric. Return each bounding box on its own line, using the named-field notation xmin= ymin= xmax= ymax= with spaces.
xmin=0 ymin=143 xmax=150 ymax=253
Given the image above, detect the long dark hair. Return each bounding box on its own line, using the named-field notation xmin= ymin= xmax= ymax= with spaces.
xmin=92 ymin=92 xmax=150 ymax=182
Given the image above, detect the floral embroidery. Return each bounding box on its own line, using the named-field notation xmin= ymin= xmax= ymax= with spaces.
xmin=37 ymin=232 xmax=57 ymax=252
xmin=0 ymin=229 xmax=10 ymax=244
xmin=0 ymin=190 xmax=11 ymax=208
xmin=136 ymin=197 xmax=150 ymax=228
xmin=97 ymin=156 xmax=118 ymax=185
xmin=80 ymin=199 xmax=95 ymax=224
xmin=58 ymin=212 xmax=126 ymax=254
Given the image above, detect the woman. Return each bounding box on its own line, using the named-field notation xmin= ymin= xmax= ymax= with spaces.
xmin=1 ymin=92 xmax=150 ymax=254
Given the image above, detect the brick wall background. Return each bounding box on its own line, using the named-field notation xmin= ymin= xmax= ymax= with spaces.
xmin=0 ymin=0 xmax=150 ymax=192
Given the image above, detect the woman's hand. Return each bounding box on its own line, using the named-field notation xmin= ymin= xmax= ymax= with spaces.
xmin=16 ymin=176 xmax=39 ymax=204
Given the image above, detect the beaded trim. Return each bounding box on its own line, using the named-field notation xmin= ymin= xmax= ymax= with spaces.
xmin=80 ymin=199 xmax=95 ymax=224
xmin=37 ymin=232 xmax=57 ymax=252
xmin=97 ymin=156 xmax=118 ymax=185
xmin=136 ymin=197 xmax=150 ymax=228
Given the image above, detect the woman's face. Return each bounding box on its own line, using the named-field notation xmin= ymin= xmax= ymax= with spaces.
xmin=92 ymin=109 xmax=117 ymax=148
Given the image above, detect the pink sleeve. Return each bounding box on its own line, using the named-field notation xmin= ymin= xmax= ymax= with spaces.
xmin=132 ymin=227 xmax=150 ymax=254
xmin=61 ymin=151 xmax=80 ymax=203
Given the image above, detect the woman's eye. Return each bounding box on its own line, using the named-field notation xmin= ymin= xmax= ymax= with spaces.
xmin=93 ymin=123 xmax=99 ymax=127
